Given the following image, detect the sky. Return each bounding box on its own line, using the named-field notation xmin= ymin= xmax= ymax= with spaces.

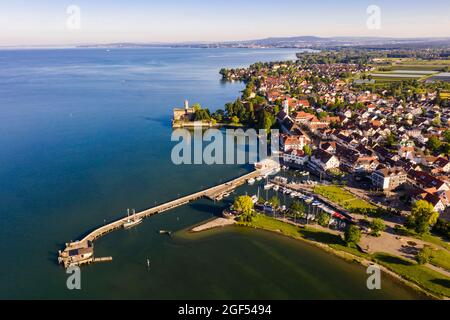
xmin=0 ymin=0 xmax=449 ymax=46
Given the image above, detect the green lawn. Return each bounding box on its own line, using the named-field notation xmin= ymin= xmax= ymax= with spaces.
xmin=373 ymin=253 xmax=450 ymax=298
xmin=242 ymin=214 xmax=369 ymax=258
xmin=298 ymin=227 xmax=369 ymax=258
xmin=394 ymin=226 xmax=450 ymax=251
xmin=313 ymin=185 xmax=377 ymax=212
xmin=419 ymin=233 xmax=450 ymax=251
xmin=240 ymin=214 xmax=302 ymax=238
xmin=430 ymin=249 xmax=450 ymax=271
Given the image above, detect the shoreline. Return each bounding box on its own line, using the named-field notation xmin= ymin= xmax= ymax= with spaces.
xmin=190 ymin=216 xmax=443 ymax=300
xmin=239 ymin=222 xmax=444 ymax=300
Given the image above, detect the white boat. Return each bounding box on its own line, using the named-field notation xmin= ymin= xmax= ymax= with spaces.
xmin=124 ymin=209 xmax=143 ymax=229
xmin=248 ymin=178 xmax=256 ymax=185
xmin=305 ymin=197 xmax=314 ymax=204
xmin=273 ymin=185 xmax=280 ymax=192
xmin=251 ymin=195 xmax=259 ymax=204
xmin=256 ymin=176 xmax=263 ymax=182
xmin=264 ymin=183 xmax=274 ymax=190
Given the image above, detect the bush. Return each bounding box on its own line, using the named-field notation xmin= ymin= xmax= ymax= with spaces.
xmin=344 ymin=225 xmax=361 ymax=247
xmin=433 ymin=219 xmax=450 ymax=240
xmin=417 ymin=246 xmax=433 ymax=265
xmin=370 ymin=218 xmax=386 ymax=237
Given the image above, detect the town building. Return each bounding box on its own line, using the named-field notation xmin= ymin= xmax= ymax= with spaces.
xmin=371 ymin=167 xmax=407 ymax=191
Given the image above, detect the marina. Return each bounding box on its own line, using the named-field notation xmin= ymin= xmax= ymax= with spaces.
xmin=58 ymin=160 xmax=280 ymax=268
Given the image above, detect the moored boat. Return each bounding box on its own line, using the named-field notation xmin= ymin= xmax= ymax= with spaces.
xmin=124 ymin=209 xmax=143 ymax=229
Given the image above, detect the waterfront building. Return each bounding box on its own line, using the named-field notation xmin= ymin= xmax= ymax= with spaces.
xmin=173 ymin=100 xmax=195 ymax=123
xmin=371 ymin=167 xmax=407 ymax=191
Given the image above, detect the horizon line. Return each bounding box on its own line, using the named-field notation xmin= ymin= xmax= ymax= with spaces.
xmin=2 ymin=35 xmax=450 ymax=49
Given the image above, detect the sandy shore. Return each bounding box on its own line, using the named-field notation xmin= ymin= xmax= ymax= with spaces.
xmin=191 ymin=218 xmax=236 ymax=232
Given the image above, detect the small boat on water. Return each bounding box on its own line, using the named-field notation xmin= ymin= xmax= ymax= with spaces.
xmin=248 ymin=178 xmax=256 ymax=185
xmin=159 ymin=230 xmax=172 ymax=236
xmin=305 ymin=197 xmax=314 ymax=204
xmin=273 ymin=185 xmax=280 ymax=192
xmin=251 ymin=195 xmax=259 ymax=204
xmin=223 ymin=192 xmax=231 ymax=198
xmin=124 ymin=209 xmax=143 ymax=229
xmin=256 ymin=176 xmax=263 ymax=182
xmin=264 ymin=183 xmax=274 ymax=190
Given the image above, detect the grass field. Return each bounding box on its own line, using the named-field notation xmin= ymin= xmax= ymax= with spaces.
xmin=241 ymin=214 xmax=368 ymax=258
xmin=313 ymin=185 xmax=377 ymax=212
xmin=373 ymin=253 xmax=450 ymax=298
xmin=429 ymin=249 xmax=450 ymax=271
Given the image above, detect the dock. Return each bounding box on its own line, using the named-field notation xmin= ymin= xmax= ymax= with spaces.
xmin=58 ymin=159 xmax=280 ymax=268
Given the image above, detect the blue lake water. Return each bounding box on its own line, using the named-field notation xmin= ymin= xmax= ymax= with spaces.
xmin=0 ymin=48 xmax=423 ymax=299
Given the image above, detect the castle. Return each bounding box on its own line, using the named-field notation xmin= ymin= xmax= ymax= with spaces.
xmin=173 ymin=100 xmax=195 ymax=123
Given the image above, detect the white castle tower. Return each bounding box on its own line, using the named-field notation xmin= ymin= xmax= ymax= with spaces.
xmin=184 ymin=100 xmax=189 ymax=110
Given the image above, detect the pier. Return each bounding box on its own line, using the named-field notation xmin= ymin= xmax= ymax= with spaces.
xmin=58 ymin=160 xmax=280 ymax=268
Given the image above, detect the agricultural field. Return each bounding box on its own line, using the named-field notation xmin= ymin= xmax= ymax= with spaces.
xmin=371 ymin=58 xmax=450 ymax=83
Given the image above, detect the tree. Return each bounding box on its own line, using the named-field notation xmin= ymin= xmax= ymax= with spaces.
xmin=370 ymin=218 xmax=386 ymax=237
xmin=386 ymin=133 xmax=397 ymax=148
xmin=407 ymin=200 xmax=440 ymax=235
xmin=317 ymin=212 xmax=331 ymax=227
xmin=231 ymin=116 xmax=240 ymax=125
xmin=444 ymin=130 xmax=450 ymax=143
xmin=194 ymin=108 xmax=211 ymax=121
xmin=432 ymin=116 xmax=441 ymax=127
xmin=344 ymin=225 xmax=361 ymax=247
xmin=289 ymin=200 xmax=305 ymax=222
xmin=303 ymin=145 xmax=312 ymax=157
xmin=427 ymin=136 xmax=442 ymax=153
xmin=269 ymin=196 xmax=280 ymax=209
xmin=233 ymin=196 xmax=254 ymax=216
xmin=416 ymin=246 xmax=433 ymax=265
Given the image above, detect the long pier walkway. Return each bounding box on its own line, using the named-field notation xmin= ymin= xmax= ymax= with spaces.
xmin=58 ymin=162 xmax=278 ymax=268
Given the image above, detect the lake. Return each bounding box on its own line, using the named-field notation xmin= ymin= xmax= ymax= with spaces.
xmin=0 ymin=48 xmax=423 ymax=299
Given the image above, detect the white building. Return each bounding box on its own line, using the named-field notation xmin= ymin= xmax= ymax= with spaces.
xmin=283 ymin=150 xmax=309 ymax=165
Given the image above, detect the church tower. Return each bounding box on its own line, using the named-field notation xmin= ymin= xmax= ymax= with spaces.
xmin=283 ymin=99 xmax=289 ymax=114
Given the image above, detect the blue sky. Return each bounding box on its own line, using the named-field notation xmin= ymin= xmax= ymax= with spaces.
xmin=0 ymin=0 xmax=449 ymax=46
